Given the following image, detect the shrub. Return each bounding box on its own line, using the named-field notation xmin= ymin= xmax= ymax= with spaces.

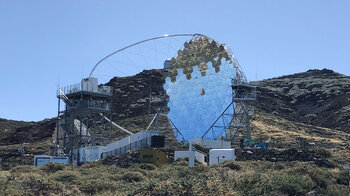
xmin=52 ymin=170 xmax=79 ymax=183
xmin=222 ymin=161 xmax=241 ymax=171
xmin=314 ymin=148 xmax=332 ymax=158
xmin=274 ymin=162 xmax=285 ymax=170
xmin=307 ymin=170 xmax=328 ymax=189
xmin=10 ymin=165 xmax=39 ymax=174
xmin=79 ymin=180 xmax=118 ymax=195
xmin=324 ymin=185 xmax=348 ymax=196
xmin=172 ymin=158 xmax=188 ymax=166
xmin=336 ymin=170 xmax=348 ymax=185
xmin=41 ymin=163 xmax=65 ymax=173
xmin=139 ymin=163 xmax=157 ymax=171
xmin=108 ymin=174 xmax=123 ymax=181
xmin=19 ymin=173 xmax=63 ymax=195
xmin=271 ymin=173 xmax=314 ymax=196
xmin=122 ymin=171 xmax=144 ymax=182
xmin=237 ymin=172 xmax=266 ymax=194
xmin=127 ymin=179 xmax=157 ymax=195
xmin=81 ymin=161 xmax=101 ymax=168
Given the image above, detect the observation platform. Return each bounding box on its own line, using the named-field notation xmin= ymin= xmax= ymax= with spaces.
xmin=57 ymin=82 xmax=112 ymax=98
xmin=232 ymin=82 xmax=257 ymax=101
xmin=57 ymin=77 xmax=113 ymax=112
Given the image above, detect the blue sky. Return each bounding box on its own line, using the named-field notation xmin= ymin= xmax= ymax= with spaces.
xmin=0 ymin=0 xmax=349 ymax=121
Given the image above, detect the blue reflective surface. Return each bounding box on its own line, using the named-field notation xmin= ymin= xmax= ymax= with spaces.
xmin=164 ymin=59 xmax=236 ymax=141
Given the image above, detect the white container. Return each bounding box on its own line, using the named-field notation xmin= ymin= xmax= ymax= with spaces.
xmin=34 ymin=155 xmax=51 ymax=166
xmin=51 ymin=157 xmax=69 ymax=164
xmin=81 ymin=77 xmax=98 ymax=92
xmin=34 ymin=155 xmax=69 ymax=166
xmin=209 ymin=149 xmax=235 ymax=166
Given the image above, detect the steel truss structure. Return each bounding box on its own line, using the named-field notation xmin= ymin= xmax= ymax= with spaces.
xmin=55 ymin=80 xmax=113 ymax=164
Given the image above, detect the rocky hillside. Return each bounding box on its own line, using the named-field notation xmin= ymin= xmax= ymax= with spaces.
xmin=253 ymin=69 xmax=350 ymax=133
xmin=105 ymin=69 xmax=168 ymax=120
xmin=0 ymin=118 xmax=56 ymax=168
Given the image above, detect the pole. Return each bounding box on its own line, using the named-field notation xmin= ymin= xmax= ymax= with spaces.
xmin=77 ymin=82 xmax=83 ymax=165
xmin=56 ymin=97 xmax=60 ymax=156
xmin=188 ymin=141 xmax=195 ymax=166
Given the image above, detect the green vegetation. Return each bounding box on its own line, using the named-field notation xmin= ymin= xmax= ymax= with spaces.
xmin=0 ymin=161 xmax=348 ymax=195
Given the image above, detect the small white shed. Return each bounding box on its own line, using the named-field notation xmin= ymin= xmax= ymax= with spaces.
xmin=209 ymin=149 xmax=235 ymax=166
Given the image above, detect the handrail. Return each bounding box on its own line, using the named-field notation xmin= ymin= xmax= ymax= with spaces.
xmin=57 ymin=83 xmax=112 ymax=96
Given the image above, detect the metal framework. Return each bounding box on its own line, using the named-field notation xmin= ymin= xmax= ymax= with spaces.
xmin=201 ymin=59 xmax=256 ymax=143
xmin=89 ymin=33 xmax=204 ymax=78
xmin=164 ymin=115 xmax=187 ymax=144
xmin=55 ymin=79 xmax=113 ymax=164
xmin=227 ymin=82 xmax=256 ymax=141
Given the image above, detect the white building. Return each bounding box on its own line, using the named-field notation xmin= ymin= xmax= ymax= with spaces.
xmin=209 ymin=149 xmax=236 ymax=165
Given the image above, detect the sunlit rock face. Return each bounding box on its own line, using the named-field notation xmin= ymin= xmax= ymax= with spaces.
xmin=164 ymin=36 xmax=236 ymax=141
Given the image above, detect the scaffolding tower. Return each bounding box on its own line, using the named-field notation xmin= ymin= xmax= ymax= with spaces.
xmin=226 ymin=80 xmax=256 ymax=142
xmin=55 ymin=77 xmax=113 ymax=164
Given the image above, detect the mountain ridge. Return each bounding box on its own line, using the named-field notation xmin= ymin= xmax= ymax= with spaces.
xmin=252 ymin=68 xmax=350 ymax=133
